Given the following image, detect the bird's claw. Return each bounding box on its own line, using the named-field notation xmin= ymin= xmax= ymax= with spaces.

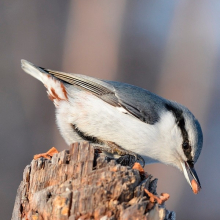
xmin=93 ymin=143 xmax=145 ymax=168
xmin=116 ymin=154 xmax=136 ymax=167
xmin=116 ymin=154 xmax=145 ymax=168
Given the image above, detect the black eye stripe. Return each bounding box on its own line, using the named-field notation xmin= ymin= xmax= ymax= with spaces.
xmin=165 ymin=103 xmax=193 ymax=162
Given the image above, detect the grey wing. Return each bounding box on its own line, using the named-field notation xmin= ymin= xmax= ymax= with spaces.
xmin=105 ymin=80 xmax=162 ymax=124
xmin=42 ymin=67 xmax=160 ymax=124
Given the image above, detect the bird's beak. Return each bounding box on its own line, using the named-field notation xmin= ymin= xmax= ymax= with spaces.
xmin=181 ymin=161 xmax=201 ymax=189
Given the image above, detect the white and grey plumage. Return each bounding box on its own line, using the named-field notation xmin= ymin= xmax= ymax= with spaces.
xmin=21 ymin=59 xmax=203 ymax=192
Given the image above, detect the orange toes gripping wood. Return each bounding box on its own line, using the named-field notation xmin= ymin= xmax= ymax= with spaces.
xmin=34 ymin=147 xmax=59 ymax=160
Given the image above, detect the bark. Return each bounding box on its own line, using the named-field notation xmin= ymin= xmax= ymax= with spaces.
xmin=12 ymin=142 xmax=175 ymax=220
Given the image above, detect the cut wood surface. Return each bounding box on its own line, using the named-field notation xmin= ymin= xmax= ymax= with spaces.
xmin=12 ymin=142 xmax=175 ymax=220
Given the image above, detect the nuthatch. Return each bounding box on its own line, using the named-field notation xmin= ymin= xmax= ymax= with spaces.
xmin=21 ymin=59 xmax=203 ymax=193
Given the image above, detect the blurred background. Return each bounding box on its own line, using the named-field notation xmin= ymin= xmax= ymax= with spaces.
xmin=1 ymin=1 xmax=220 ymax=219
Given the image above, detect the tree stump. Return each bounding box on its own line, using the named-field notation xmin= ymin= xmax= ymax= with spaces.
xmin=12 ymin=142 xmax=175 ymax=220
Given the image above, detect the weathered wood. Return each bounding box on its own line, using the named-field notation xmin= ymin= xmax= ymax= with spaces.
xmin=12 ymin=142 xmax=175 ymax=220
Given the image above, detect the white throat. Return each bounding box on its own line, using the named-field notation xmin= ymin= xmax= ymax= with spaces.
xmin=137 ymin=111 xmax=183 ymax=166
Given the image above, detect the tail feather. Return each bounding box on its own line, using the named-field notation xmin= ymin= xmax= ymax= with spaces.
xmin=21 ymin=59 xmax=47 ymax=82
xmin=21 ymin=59 xmax=68 ymax=106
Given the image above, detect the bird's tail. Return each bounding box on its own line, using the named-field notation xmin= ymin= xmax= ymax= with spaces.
xmin=21 ymin=59 xmax=48 ymax=83
xmin=21 ymin=59 xmax=68 ymax=106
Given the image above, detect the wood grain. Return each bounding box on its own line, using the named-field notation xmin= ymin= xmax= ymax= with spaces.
xmin=11 ymin=142 xmax=175 ymax=220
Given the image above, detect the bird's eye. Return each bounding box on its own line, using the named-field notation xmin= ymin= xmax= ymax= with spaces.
xmin=183 ymin=142 xmax=190 ymax=150
xmin=182 ymin=142 xmax=190 ymax=150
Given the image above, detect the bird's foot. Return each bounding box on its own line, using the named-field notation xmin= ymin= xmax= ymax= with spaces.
xmin=116 ymin=154 xmax=145 ymax=167
xmin=116 ymin=154 xmax=136 ymax=167
xmin=106 ymin=141 xmax=145 ymax=167
xmin=94 ymin=142 xmax=145 ymax=167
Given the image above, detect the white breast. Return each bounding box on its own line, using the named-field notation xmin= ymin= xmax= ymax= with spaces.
xmin=56 ymin=87 xmax=179 ymax=165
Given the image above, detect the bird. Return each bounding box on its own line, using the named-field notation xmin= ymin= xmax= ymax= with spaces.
xmin=21 ymin=59 xmax=203 ymax=193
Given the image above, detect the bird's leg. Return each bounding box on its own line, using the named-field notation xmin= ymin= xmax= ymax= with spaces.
xmin=94 ymin=141 xmax=145 ymax=167
xmin=93 ymin=145 xmax=115 ymax=154
xmin=94 ymin=145 xmax=135 ymax=166
xmin=116 ymin=154 xmax=137 ymax=167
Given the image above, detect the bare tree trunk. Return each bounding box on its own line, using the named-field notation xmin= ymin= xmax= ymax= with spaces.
xmin=11 ymin=142 xmax=175 ymax=220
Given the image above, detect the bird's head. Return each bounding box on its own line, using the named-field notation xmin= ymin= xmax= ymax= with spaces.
xmin=159 ymin=102 xmax=203 ymax=192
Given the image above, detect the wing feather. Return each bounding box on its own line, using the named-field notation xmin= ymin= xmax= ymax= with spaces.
xmin=41 ymin=67 xmax=159 ymax=123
